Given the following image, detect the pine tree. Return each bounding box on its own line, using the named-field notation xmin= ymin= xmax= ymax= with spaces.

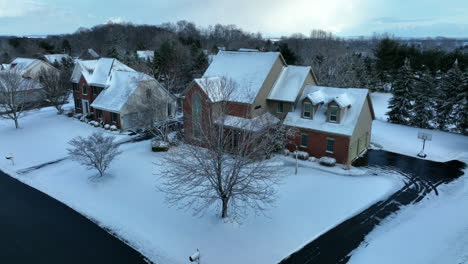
xmin=411 ymin=68 xmax=434 ymax=128
xmin=387 ymin=58 xmax=415 ymax=125
xmin=436 ymin=60 xmax=463 ymax=131
xmin=106 ymin=47 xmax=120 ymax=60
xmin=61 ymin=39 xmax=72 ymax=54
xmin=452 ymin=69 xmax=468 ymax=134
xmin=278 ymin=43 xmax=299 ymax=65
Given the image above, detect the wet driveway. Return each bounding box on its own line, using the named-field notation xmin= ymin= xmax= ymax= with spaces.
xmin=0 ymin=170 xmax=150 ymax=264
xmin=279 ymin=149 xmax=465 ymax=264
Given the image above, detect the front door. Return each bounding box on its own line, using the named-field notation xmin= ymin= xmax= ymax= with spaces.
xmin=82 ymin=100 xmax=90 ymax=115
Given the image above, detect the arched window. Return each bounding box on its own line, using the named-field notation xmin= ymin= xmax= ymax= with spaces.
xmin=192 ymin=92 xmax=202 ymax=138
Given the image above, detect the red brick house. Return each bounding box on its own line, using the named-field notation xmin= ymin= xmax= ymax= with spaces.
xmin=70 ymin=58 xmax=176 ymax=130
xmin=183 ymin=50 xmax=375 ymax=165
xmin=283 ymin=86 xmax=375 ymax=165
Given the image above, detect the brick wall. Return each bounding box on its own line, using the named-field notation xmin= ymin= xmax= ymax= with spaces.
xmin=287 ymin=128 xmax=351 ymax=164
xmin=72 ymin=76 xmax=102 ymax=114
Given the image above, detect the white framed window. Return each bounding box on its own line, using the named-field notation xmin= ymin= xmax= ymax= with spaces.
xmin=326 ymin=138 xmax=335 ymax=153
xmin=82 ymin=84 xmax=88 ymax=95
xmin=329 ymin=107 xmax=338 ymax=123
xmin=303 ymin=102 xmax=312 ymax=119
xmin=96 ymin=109 xmax=103 ymax=120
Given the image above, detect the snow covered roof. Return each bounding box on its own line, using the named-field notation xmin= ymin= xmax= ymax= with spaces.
xmin=88 ymin=48 xmax=99 ymax=58
xmin=91 ymin=71 xmax=153 ymax=113
xmin=284 ymin=86 xmax=370 ymax=136
xmin=202 ymin=51 xmax=281 ymax=104
xmin=194 ymin=77 xmax=226 ymax=102
xmin=1 ymin=64 xmax=11 ymax=70
xmin=44 ymin=54 xmax=71 ymax=64
xmin=268 ymin=66 xmax=311 ymax=102
xmin=307 ymin=90 xmax=326 ymax=105
xmin=216 ymin=112 xmax=280 ymax=132
xmin=71 ymin=58 xmax=135 ymax=86
xmin=137 ymin=50 xmax=154 ymax=60
xmin=9 ymin=58 xmax=41 ymax=74
xmin=238 ymin=48 xmax=259 ymax=52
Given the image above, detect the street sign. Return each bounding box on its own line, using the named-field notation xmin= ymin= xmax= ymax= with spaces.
xmin=418 ymin=132 xmax=432 ymax=141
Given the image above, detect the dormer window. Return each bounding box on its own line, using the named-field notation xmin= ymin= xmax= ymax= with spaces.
xmin=329 ymin=107 xmax=338 ymax=122
xmin=277 ymin=102 xmax=284 ymax=113
xmin=302 ymin=102 xmax=312 ymax=119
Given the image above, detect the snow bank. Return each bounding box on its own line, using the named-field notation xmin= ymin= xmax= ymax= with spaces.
xmin=348 ymin=169 xmax=468 ymax=264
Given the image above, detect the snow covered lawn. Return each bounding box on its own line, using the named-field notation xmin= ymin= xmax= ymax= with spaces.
xmin=371 ymin=92 xmax=468 ymax=162
xmin=0 ymin=107 xmax=128 ymax=170
xmin=0 ymin=107 xmax=402 ymax=264
xmin=348 ymin=168 xmax=468 ymax=264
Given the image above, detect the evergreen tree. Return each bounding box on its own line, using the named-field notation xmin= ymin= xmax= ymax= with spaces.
xmin=278 ymin=43 xmax=299 ymax=65
xmin=191 ymin=51 xmax=208 ymax=78
xmin=411 ymin=68 xmax=434 ymax=128
xmin=452 ymin=69 xmax=468 ymax=134
xmin=61 ymin=39 xmax=72 ymax=54
xmin=387 ymin=58 xmax=415 ymax=125
xmin=436 ymin=60 xmax=463 ymax=130
xmin=106 ymin=47 xmax=120 ymax=60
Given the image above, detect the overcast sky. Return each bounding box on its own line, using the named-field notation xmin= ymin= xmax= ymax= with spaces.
xmin=0 ymin=0 xmax=467 ymax=37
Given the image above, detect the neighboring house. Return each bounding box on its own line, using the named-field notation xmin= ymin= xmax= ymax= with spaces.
xmin=136 ymin=50 xmax=155 ymax=61
xmin=183 ymin=51 xmax=375 ymax=165
xmin=70 ymin=58 xmax=176 ymax=130
xmin=44 ymin=54 xmax=72 ymax=65
xmin=283 ymin=86 xmax=375 ymax=165
xmin=1 ymin=58 xmax=58 ymax=103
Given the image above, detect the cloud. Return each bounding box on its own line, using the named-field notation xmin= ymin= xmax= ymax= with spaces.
xmin=0 ymin=0 xmax=48 ymax=18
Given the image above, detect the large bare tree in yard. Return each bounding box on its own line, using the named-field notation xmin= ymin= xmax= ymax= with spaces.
xmin=68 ymin=132 xmax=122 ymax=177
xmin=39 ymin=67 xmax=71 ymax=114
xmin=0 ymin=70 xmax=38 ymax=128
xmin=158 ymin=78 xmax=293 ymax=220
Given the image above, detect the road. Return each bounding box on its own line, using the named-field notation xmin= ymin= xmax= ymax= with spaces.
xmin=279 ymin=150 xmax=466 ymax=264
xmin=0 ymin=170 xmax=150 ymax=264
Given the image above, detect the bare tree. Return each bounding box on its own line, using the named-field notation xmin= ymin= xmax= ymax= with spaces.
xmin=0 ymin=69 xmax=39 ymax=128
xmin=158 ymin=78 xmax=292 ymax=220
xmin=39 ymin=68 xmax=71 ymax=114
xmin=68 ymin=132 xmax=122 ymax=177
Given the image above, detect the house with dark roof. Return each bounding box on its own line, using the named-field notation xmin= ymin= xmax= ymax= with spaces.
xmin=70 ymin=58 xmax=176 ymax=130
xmin=182 ymin=50 xmax=375 ymax=165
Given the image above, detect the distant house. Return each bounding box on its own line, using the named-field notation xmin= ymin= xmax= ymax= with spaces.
xmin=1 ymin=58 xmax=58 ymax=104
xmin=70 ymin=58 xmax=176 ymax=130
xmin=183 ymin=51 xmax=375 ymax=165
xmin=136 ymin=50 xmax=155 ymax=61
xmin=44 ymin=54 xmax=72 ymax=65
xmin=283 ymin=86 xmax=375 ymax=165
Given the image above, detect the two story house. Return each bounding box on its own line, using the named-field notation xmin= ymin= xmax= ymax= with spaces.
xmin=183 ymin=50 xmax=375 ymax=165
xmin=283 ymin=86 xmax=375 ymax=164
xmin=70 ymin=58 xmax=176 ymax=130
xmin=1 ymin=58 xmax=58 ymax=104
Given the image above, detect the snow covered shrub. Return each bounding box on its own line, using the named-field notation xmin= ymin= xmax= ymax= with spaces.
xmin=283 ymin=149 xmax=290 ymax=156
xmin=104 ymin=124 xmax=110 ymax=130
xmin=151 ymin=139 xmax=170 ymax=152
xmin=296 ymin=151 xmax=309 ymax=160
xmin=319 ymin=157 xmax=336 ymax=167
xmin=309 ymin=157 xmax=316 ymax=162
xmin=110 ymin=125 xmax=118 ymax=131
xmin=67 ymin=132 xmax=122 ymax=177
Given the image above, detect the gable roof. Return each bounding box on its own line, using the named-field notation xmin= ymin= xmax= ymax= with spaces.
xmin=71 ymin=58 xmax=135 ymax=86
xmin=44 ymin=54 xmax=71 ymax=64
xmin=202 ymin=51 xmax=281 ymax=104
xmin=283 ymin=86 xmax=371 ymax=136
xmin=137 ymin=50 xmax=154 ymax=60
xmin=91 ymin=71 xmax=153 ymax=113
xmin=9 ymin=58 xmax=41 ymax=74
xmin=268 ymin=65 xmax=311 ymax=102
